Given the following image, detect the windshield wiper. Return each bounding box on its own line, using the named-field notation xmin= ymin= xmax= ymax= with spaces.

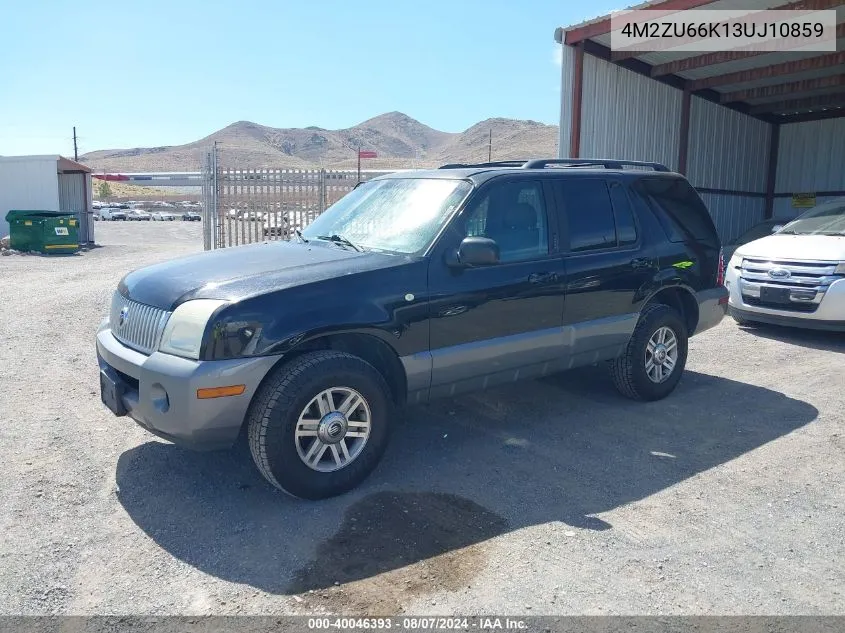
xmin=777 ymin=229 xmax=797 ymax=235
xmin=315 ymin=234 xmax=363 ymax=252
xmin=292 ymin=228 xmax=308 ymax=244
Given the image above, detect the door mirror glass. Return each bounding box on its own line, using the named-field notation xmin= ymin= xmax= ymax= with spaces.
xmin=452 ymin=236 xmax=500 ymax=267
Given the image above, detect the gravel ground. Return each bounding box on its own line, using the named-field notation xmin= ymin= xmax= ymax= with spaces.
xmin=0 ymin=221 xmax=843 ymax=616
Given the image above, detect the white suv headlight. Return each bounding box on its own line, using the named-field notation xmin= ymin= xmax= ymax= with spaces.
xmin=159 ymin=299 xmax=227 ymax=359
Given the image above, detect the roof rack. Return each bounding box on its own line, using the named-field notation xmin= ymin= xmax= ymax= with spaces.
xmin=437 ymin=158 xmax=670 ymax=172
xmin=523 ymin=158 xmax=670 ymax=171
xmin=438 ymin=160 xmax=529 ymax=169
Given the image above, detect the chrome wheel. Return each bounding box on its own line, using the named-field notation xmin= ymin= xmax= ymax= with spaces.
xmin=294 ymin=387 xmax=371 ymax=472
xmin=645 ymin=326 xmax=678 ymax=384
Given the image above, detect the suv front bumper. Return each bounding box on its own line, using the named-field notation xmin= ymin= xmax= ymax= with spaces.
xmin=96 ymin=321 xmax=279 ymax=449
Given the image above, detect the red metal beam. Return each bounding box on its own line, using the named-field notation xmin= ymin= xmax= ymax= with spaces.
xmin=563 ymin=0 xmax=717 ymax=45
xmin=749 ymin=92 xmax=845 ymax=114
xmin=678 ymin=86 xmax=692 ymax=175
xmin=651 ymin=23 xmax=845 ymax=76
xmin=690 ymin=52 xmax=845 ymax=90
xmin=570 ymin=43 xmax=585 ymax=158
xmin=720 ymin=74 xmax=845 ymax=103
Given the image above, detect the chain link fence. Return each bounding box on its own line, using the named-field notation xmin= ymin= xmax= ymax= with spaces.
xmin=200 ymin=147 xmax=396 ymax=250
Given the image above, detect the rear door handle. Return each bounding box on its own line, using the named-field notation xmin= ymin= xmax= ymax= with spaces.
xmin=631 ymin=257 xmax=653 ymax=269
xmin=528 ymin=272 xmax=557 ymax=284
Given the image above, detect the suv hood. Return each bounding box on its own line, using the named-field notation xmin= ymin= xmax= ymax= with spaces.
xmin=120 ymin=240 xmax=404 ymax=310
xmin=735 ymin=234 xmax=845 ymax=262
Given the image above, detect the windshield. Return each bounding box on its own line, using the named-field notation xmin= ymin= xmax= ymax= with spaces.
xmin=302 ymin=178 xmax=472 ymax=254
xmin=777 ymin=199 xmax=845 ymax=236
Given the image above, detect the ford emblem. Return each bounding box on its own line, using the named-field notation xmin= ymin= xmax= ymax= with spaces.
xmin=768 ymin=268 xmax=790 ymax=279
xmin=119 ymin=306 xmax=129 ymax=327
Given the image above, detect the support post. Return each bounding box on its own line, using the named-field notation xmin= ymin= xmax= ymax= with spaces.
xmin=765 ymin=124 xmax=780 ymax=219
xmin=569 ymin=42 xmax=584 ymax=158
xmin=678 ymin=85 xmax=691 ymax=175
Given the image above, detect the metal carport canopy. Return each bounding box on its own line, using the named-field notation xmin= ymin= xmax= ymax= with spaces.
xmin=555 ymin=0 xmax=844 ymax=221
xmin=557 ymin=0 xmax=845 ymax=127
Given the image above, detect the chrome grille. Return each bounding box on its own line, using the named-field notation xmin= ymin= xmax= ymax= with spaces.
xmin=739 ymin=258 xmax=843 ymax=312
xmin=109 ymin=292 xmax=171 ymax=355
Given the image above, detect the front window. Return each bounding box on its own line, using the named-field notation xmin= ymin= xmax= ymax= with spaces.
xmin=302 ymin=178 xmax=472 ymax=254
xmin=778 ymin=199 xmax=845 ymax=236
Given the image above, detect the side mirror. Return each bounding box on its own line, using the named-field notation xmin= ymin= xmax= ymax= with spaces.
xmin=771 ymin=224 xmax=783 ymax=233
xmin=447 ymin=236 xmax=500 ymax=267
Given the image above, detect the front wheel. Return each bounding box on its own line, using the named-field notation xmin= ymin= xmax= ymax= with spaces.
xmin=610 ymin=304 xmax=688 ymax=401
xmin=247 ymin=350 xmax=394 ymax=499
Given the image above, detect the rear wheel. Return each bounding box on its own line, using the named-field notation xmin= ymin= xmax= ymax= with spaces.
xmin=611 ymin=304 xmax=688 ymax=401
xmin=247 ymin=350 xmax=394 ymax=499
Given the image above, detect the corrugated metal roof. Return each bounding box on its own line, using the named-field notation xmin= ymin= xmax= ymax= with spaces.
xmin=560 ymin=0 xmax=845 ymax=118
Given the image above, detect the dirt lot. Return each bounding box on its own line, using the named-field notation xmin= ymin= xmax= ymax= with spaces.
xmin=0 ymin=221 xmax=843 ymax=615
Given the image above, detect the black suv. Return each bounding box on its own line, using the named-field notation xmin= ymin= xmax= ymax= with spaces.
xmin=96 ymin=158 xmax=728 ymax=499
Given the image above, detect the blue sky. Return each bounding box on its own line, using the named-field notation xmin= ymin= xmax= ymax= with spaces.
xmin=0 ymin=0 xmax=620 ymax=156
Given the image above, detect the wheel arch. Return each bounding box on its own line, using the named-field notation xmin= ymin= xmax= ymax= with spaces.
xmin=642 ymin=284 xmax=699 ymax=335
xmin=252 ymin=329 xmax=407 ymax=407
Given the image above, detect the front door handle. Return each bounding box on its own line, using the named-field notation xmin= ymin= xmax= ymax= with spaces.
xmin=528 ymin=272 xmax=557 ymax=284
xmin=631 ymin=257 xmax=653 ymax=269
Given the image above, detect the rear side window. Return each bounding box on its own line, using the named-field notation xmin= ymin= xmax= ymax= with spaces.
xmin=609 ymin=183 xmax=638 ymax=246
xmin=635 ymin=178 xmax=718 ymax=243
xmin=559 ymin=180 xmax=616 ymax=252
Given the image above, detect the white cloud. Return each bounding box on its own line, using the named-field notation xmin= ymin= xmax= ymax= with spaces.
xmin=552 ymin=46 xmax=562 ymax=67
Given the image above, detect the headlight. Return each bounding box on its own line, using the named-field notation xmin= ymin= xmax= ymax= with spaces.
xmin=159 ymin=299 xmax=227 ymax=359
xmin=835 ymin=262 xmax=845 ymax=275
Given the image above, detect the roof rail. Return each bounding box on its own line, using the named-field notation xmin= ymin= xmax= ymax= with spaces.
xmin=522 ymin=158 xmax=670 ymax=171
xmin=438 ymin=158 xmax=670 ymax=172
xmin=438 ymin=160 xmax=529 ymax=169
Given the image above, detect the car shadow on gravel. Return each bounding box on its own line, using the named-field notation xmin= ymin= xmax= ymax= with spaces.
xmin=738 ymin=322 xmax=845 ymax=353
xmin=115 ymin=368 xmax=817 ymax=600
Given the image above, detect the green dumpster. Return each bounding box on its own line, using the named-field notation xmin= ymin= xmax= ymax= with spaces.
xmin=4 ymin=211 xmax=79 ymax=254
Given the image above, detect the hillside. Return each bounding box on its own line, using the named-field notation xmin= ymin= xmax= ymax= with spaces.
xmin=79 ymin=112 xmax=559 ymax=172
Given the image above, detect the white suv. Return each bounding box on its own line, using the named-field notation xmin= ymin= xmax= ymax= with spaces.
xmin=726 ymin=199 xmax=845 ymax=331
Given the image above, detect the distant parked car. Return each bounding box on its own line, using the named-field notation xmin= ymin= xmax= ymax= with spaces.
xmin=263 ymin=214 xmax=289 ymax=237
xmin=100 ymin=207 xmax=127 ymax=221
xmin=127 ymin=210 xmax=151 ymax=221
xmin=181 ymin=211 xmax=202 ymax=221
xmin=722 ymin=219 xmax=784 ymax=262
xmin=151 ymin=211 xmax=177 ymax=221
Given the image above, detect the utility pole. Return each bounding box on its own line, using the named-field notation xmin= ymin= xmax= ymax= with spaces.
xmin=73 ymin=127 xmax=78 ymax=161
xmin=488 ymin=129 xmax=492 ymax=163
xmin=357 ymin=144 xmax=361 ymax=184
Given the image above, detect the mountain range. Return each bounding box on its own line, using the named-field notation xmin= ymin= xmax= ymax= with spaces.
xmin=79 ymin=112 xmax=559 ymax=172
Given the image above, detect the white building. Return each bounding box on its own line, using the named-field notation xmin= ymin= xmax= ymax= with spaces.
xmin=0 ymin=155 xmax=95 ymax=242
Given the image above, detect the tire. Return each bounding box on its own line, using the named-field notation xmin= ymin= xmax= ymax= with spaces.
xmin=247 ymin=350 xmax=394 ymax=499
xmin=610 ymin=303 xmax=688 ymax=402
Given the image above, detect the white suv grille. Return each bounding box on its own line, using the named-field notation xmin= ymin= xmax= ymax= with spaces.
xmin=740 ymin=258 xmax=843 ymax=312
xmin=109 ymin=292 xmax=171 ymax=354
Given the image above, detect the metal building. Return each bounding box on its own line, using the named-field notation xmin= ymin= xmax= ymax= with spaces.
xmin=555 ymin=0 xmax=844 ymax=242
xmin=0 ymin=155 xmax=95 ymax=244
